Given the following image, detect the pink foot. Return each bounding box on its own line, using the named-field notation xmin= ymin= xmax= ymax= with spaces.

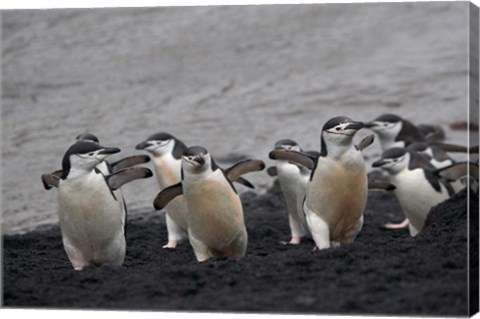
xmin=384 ymin=218 xmax=409 ymax=229
xmin=162 ymin=241 xmax=178 ymax=249
xmin=279 ymin=236 xmax=301 ymax=245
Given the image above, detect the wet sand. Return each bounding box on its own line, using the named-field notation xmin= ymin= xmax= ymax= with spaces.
xmin=3 ymin=182 xmax=477 ymax=316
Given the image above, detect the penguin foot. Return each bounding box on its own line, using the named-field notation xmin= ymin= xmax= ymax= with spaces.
xmin=162 ymin=241 xmax=178 ymax=249
xmin=383 ymin=218 xmax=409 ymax=229
xmin=279 ymin=236 xmax=301 ymax=245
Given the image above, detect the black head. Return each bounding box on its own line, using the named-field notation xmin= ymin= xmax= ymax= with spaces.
xmin=183 ymin=145 xmax=208 ymax=158
xmin=61 ymin=141 xmax=121 ymax=179
xmin=406 ymin=142 xmax=429 ymax=153
xmin=181 ymin=146 xmax=216 ymax=174
xmin=136 ymin=132 xmax=187 ymax=159
xmin=76 ymin=133 xmax=100 ymax=143
xmin=274 ymin=139 xmax=298 ymax=148
xmin=373 ymin=114 xmax=403 ymax=123
xmin=320 ymin=116 xmax=364 ymax=157
xmin=322 ymin=116 xmax=364 ymax=132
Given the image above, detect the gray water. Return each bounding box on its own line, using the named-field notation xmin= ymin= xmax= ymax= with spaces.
xmin=1 ymin=2 xmax=475 ymax=234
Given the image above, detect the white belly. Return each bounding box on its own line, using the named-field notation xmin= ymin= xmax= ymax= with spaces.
xmin=183 ymin=170 xmax=246 ymax=255
xmin=153 ymin=155 xmax=188 ymax=230
xmin=306 ymin=153 xmax=367 ymax=242
xmin=277 ymin=161 xmax=301 ymax=216
xmin=391 ymin=169 xmax=450 ymax=235
xmin=58 ymin=172 xmax=126 ymax=265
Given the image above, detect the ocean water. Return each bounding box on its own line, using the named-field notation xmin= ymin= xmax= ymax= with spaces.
xmin=1 ymin=2 xmax=476 ymax=234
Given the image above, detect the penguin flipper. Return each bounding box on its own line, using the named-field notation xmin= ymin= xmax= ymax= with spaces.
xmin=267 ymin=166 xmax=278 ymax=176
xmin=436 ymin=162 xmax=479 ymax=182
xmin=368 ymin=180 xmax=396 ymax=191
xmin=110 ymin=155 xmax=151 ymax=172
xmin=41 ymin=170 xmax=62 ymax=190
xmin=269 ymin=150 xmax=315 ymax=170
xmin=154 ymin=182 xmax=183 ymax=210
xmin=107 ymin=167 xmax=153 ymax=191
xmin=356 ymin=134 xmax=375 ymax=151
xmin=234 ymin=176 xmax=255 ymax=189
xmin=429 ymin=142 xmax=470 ymax=153
xmin=225 ymin=159 xmax=266 ymax=181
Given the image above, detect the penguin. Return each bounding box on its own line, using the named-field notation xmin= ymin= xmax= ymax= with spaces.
xmin=57 ymin=141 xmax=152 ymax=270
xmin=42 ymin=133 xmax=150 ymax=189
xmin=75 ymin=133 xmax=150 ymax=175
xmin=416 ymin=124 xmax=445 ymax=142
xmin=268 ymin=139 xmax=309 ymax=245
xmin=152 ymin=146 xmax=265 ymax=262
xmin=136 ymin=132 xmax=189 ymax=249
xmin=435 ymin=161 xmax=479 ymax=193
xmin=372 ymin=147 xmax=454 ymax=236
xmin=271 ymin=117 xmax=368 ymax=250
xmin=364 ymin=113 xmax=426 ymax=151
xmin=364 ymin=115 xmax=463 ymax=229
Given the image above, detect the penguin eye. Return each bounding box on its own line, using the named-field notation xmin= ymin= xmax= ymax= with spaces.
xmin=88 ymin=153 xmax=94 ymax=156
xmin=335 ymin=127 xmax=341 ymax=131
xmin=384 ymin=123 xmax=389 ymax=127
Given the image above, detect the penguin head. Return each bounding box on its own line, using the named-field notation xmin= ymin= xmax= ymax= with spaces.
xmin=320 ymin=116 xmax=364 ymax=156
xmin=135 ymin=132 xmax=178 ymax=157
xmin=182 ymin=146 xmax=212 ymax=175
xmin=364 ymin=114 xmax=403 ymax=141
xmin=76 ymin=133 xmax=100 ymax=144
xmin=61 ymin=141 xmax=121 ymax=179
xmin=372 ymin=147 xmax=409 ymax=174
xmin=274 ymin=139 xmax=301 ymax=152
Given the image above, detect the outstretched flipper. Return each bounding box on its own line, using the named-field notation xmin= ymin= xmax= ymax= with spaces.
xmin=356 ymin=134 xmax=375 ymax=151
xmin=436 ymin=162 xmax=479 ymax=182
xmin=110 ymin=155 xmax=151 ymax=172
xmin=368 ymin=180 xmax=396 ymax=191
xmin=267 ymin=166 xmax=278 ymax=176
xmin=269 ymin=149 xmax=315 ymax=170
xmin=41 ymin=170 xmax=63 ymax=190
xmin=225 ymin=159 xmax=266 ymax=181
xmin=107 ymin=167 xmax=153 ymax=191
xmin=153 ymin=182 xmax=183 ymax=210
xmin=429 ymin=142 xmax=470 ymax=153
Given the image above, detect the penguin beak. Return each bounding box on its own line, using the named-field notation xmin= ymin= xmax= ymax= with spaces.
xmin=99 ymin=147 xmax=121 ymax=155
xmin=372 ymin=159 xmax=386 ymax=168
xmin=345 ymin=121 xmax=364 ymax=131
xmin=364 ymin=122 xmax=378 ymax=128
xmin=194 ymin=156 xmax=205 ymax=165
xmin=135 ymin=141 xmax=150 ymax=150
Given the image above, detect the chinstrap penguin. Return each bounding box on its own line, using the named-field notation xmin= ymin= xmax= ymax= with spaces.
xmin=268 ymin=139 xmax=309 ymax=245
xmin=153 ymin=146 xmax=265 ymax=262
xmin=372 ymin=147 xmax=454 ymax=236
xmin=57 ymin=141 xmax=152 ymax=270
xmin=270 ymin=117 xmax=369 ymax=250
xmin=136 ymin=132 xmax=189 ymax=249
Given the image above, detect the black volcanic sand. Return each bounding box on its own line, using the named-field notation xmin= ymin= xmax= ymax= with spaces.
xmin=3 ymin=183 xmax=477 ymax=316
